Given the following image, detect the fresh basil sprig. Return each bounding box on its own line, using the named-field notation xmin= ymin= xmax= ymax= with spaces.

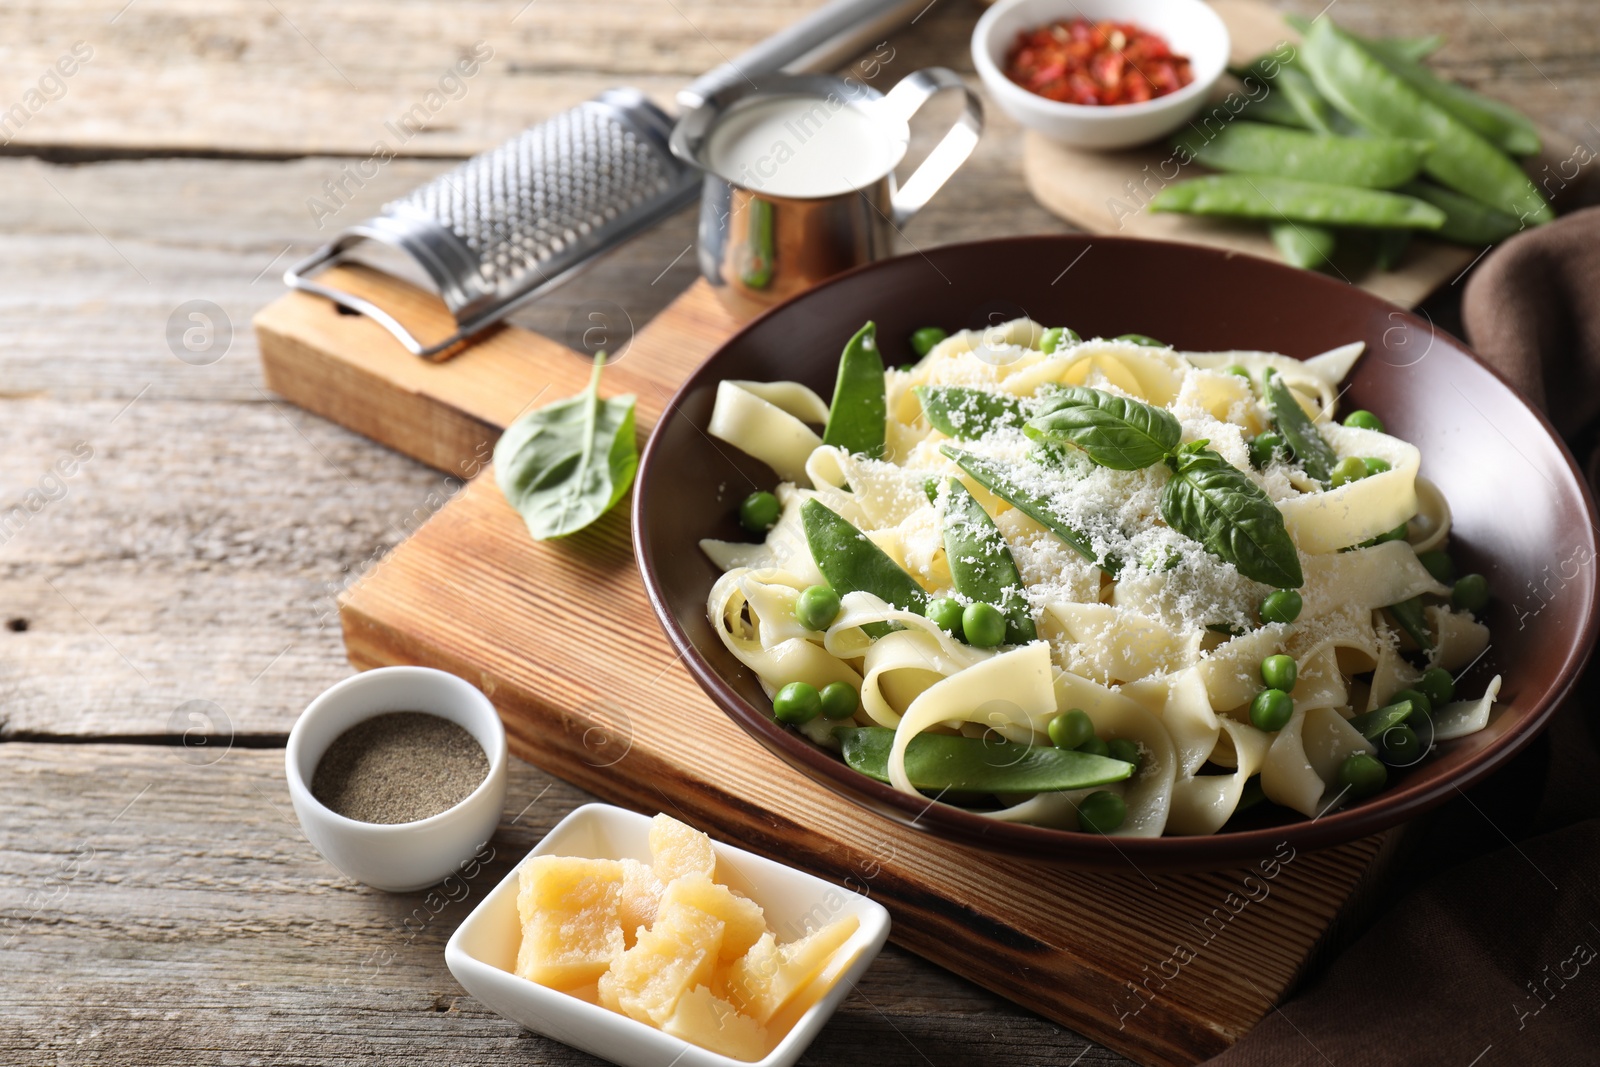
xmin=494 ymin=353 xmax=638 ymax=540
xmin=1160 ymin=444 xmax=1304 ymax=588
xmin=1024 ymin=386 xmax=1182 ymax=470
xmin=1264 ymin=373 xmax=1339 ymax=484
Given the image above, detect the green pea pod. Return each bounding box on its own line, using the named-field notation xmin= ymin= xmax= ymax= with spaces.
xmin=822 ymin=321 xmax=887 ymax=457
xmin=1237 ymin=85 xmax=1311 ymax=128
xmin=1283 ymin=15 xmax=1444 ymax=61
xmin=801 ymin=499 xmax=928 ymax=630
xmin=1300 ymin=20 xmax=1552 ymax=224
xmin=1366 ymin=40 xmax=1540 ymax=157
xmin=1172 ymin=123 xmax=1427 ymax=189
xmin=1277 ymin=66 xmax=1342 ymax=135
xmin=1270 ymin=221 xmax=1337 ymax=270
xmin=1374 ymin=229 xmax=1412 ymax=270
xmin=836 ymin=726 xmax=1134 ymax=793
xmin=941 ymin=479 xmax=1036 ymax=644
xmin=1386 ymin=597 xmax=1435 ymax=649
xmin=940 ymin=445 xmax=1115 ymax=575
xmin=1264 ymin=373 xmax=1339 ymax=484
xmin=1347 ymin=700 xmax=1415 ymax=741
xmin=1400 ymin=181 xmax=1526 ymax=245
xmin=1150 ymin=175 xmax=1445 ymax=230
xmin=915 ymin=385 xmax=1026 ymax=440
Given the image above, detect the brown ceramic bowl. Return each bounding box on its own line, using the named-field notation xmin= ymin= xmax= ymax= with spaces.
xmin=634 ymin=235 xmax=1599 ymax=869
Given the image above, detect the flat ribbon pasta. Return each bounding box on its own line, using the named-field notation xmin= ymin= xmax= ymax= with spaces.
xmin=708 ymin=380 xmax=825 ymax=485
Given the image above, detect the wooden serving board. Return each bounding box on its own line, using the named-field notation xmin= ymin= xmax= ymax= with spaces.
xmin=255 ymin=272 xmax=1403 ymax=1066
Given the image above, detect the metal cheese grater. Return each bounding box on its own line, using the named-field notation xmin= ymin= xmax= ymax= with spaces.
xmin=286 ymin=0 xmax=925 ymax=358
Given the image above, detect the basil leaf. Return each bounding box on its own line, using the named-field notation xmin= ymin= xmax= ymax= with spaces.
xmin=941 ymin=478 xmax=1036 ymax=644
xmin=1024 ymin=386 xmax=1181 ymax=470
xmin=1161 ymin=448 xmax=1304 ymax=587
xmin=801 ymin=499 xmax=928 ymax=619
xmin=940 ymin=445 xmax=1118 ymax=575
xmin=494 ymin=354 xmax=637 ymax=540
xmin=915 ymin=385 xmax=1027 ymax=440
xmin=836 ymin=726 xmax=1134 ymax=793
xmin=1264 ymin=374 xmax=1338 ymax=484
xmin=822 ymin=321 xmax=887 ymax=457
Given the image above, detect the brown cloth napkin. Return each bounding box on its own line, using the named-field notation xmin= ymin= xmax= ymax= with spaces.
xmin=1203 ymin=209 xmax=1600 ymax=1066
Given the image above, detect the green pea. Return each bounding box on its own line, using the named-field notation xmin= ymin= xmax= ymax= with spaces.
xmin=1250 ymin=688 xmax=1295 ymax=732
xmin=738 ymin=490 xmax=780 ymax=534
xmin=1078 ymin=736 xmax=1111 ymax=757
xmin=962 ymin=601 xmax=1006 ymax=648
xmin=1048 ymin=708 xmax=1094 ymax=750
xmin=794 ymin=585 xmax=842 ymax=631
xmin=1417 ymin=550 xmax=1454 ymax=584
xmin=1225 ymin=364 xmax=1252 ymax=379
xmin=1115 ymin=333 xmax=1166 ymax=347
xmin=1260 ymin=654 xmax=1298 ymax=691
xmin=1106 ymin=738 xmax=1142 ymax=770
xmin=1343 ymin=410 xmax=1385 ymax=432
xmin=1416 ymin=667 xmax=1455 ymax=708
xmin=819 ymin=681 xmax=860 ymax=721
xmin=1372 ymin=522 xmax=1409 ymax=545
xmin=1249 ymin=431 xmax=1286 ymax=469
xmin=1077 ymin=790 xmax=1127 ymax=833
xmin=927 ymin=596 xmax=965 ymax=637
xmin=1378 ymin=722 xmax=1423 ymax=765
xmin=1363 ymin=456 xmax=1392 ymax=476
xmin=1261 ymin=589 xmax=1303 ymax=625
xmin=1390 ymin=687 xmax=1433 ymax=718
xmin=1039 ymin=326 xmax=1081 ymax=354
xmin=910 ymin=326 xmax=947 ymax=357
xmin=772 ymin=682 xmax=821 ymax=725
xmin=1453 ymin=573 xmax=1490 ymax=615
xmin=1330 ymin=456 xmax=1369 ymax=487
xmin=1338 ymin=752 xmax=1388 ymax=799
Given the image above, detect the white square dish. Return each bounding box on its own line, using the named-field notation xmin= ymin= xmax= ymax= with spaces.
xmin=445 ymin=803 xmax=891 ymax=1067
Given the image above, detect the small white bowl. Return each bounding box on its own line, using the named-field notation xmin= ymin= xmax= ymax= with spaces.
xmin=285 ymin=666 xmax=509 ymax=892
xmin=972 ymin=0 xmax=1230 ymax=148
xmin=446 ymin=803 xmax=891 ymax=1067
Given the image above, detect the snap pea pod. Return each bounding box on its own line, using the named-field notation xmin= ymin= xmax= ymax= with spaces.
xmin=1283 ymin=14 xmax=1444 ymax=61
xmin=1347 ymin=699 xmax=1416 ymax=741
xmin=1172 ymin=123 xmax=1428 ymax=189
xmin=1236 ymin=85 xmax=1311 ymax=128
xmin=801 ymin=499 xmax=928 ymax=622
xmin=1401 ymin=181 xmax=1526 ymax=245
xmin=940 ymin=445 xmax=1115 ymax=575
xmin=941 ymin=478 xmax=1036 ymax=645
xmin=836 ymin=726 xmax=1134 ymax=793
xmin=915 ymin=385 xmax=1026 ymax=440
xmin=1366 ymin=40 xmax=1541 ymax=157
xmin=1264 ymin=373 xmax=1339 ymax=484
xmin=1374 ymin=229 xmax=1412 ymax=270
xmin=822 ymin=321 xmax=887 ymax=458
xmin=1278 ymin=66 xmax=1342 ymax=134
xmin=1300 ymin=20 xmax=1552 ymax=224
xmin=1270 ymin=221 xmax=1337 ymax=270
xmin=1386 ymin=596 xmax=1434 ymax=649
xmin=1150 ymin=175 xmax=1445 ymax=230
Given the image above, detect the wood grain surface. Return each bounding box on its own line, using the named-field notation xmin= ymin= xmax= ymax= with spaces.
xmin=7 ymin=0 xmax=1599 ymax=1064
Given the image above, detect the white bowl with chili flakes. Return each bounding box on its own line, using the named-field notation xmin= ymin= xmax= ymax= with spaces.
xmin=973 ymin=0 xmax=1229 ymax=148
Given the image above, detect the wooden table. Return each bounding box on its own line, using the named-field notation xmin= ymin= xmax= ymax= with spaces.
xmin=4 ymin=2 xmax=1595 ymax=1063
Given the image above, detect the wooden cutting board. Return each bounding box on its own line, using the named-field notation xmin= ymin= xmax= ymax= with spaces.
xmin=255 ymin=270 xmax=1403 ymax=1066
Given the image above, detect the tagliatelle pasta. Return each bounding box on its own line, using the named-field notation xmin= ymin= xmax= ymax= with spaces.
xmin=701 ymin=319 xmax=1500 ymax=835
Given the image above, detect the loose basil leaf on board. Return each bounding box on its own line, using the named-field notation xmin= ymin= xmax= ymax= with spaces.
xmin=1386 ymin=597 xmax=1434 ymax=649
xmin=822 ymin=321 xmax=887 ymax=458
xmin=941 ymin=478 xmax=1036 ymax=644
xmin=914 ymin=385 xmax=1027 ymax=440
xmin=1024 ymin=386 xmax=1182 ymax=470
xmin=1264 ymin=373 xmax=1339 ymax=484
xmin=494 ymin=354 xmax=638 ymax=540
xmin=801 ymin=499 xmax=929 ymax=630
xmin=836 ymin=726 xmax=1134 ymax=793
xmin=1161 ymin=447 xmax=1305 ymax=588
xmin=940 ymin=445 xmax=1117 ymax=575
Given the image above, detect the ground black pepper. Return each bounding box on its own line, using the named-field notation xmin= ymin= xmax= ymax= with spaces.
xmin=311 ymin=711 xmax=488 ymax=824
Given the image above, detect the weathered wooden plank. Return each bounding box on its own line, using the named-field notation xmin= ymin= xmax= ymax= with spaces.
xmin=0 ymin=743 xmax=1131 ymax=1066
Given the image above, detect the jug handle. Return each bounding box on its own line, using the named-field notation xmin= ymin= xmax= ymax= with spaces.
xmin=878 ymin=68 xmax=985 ymax=228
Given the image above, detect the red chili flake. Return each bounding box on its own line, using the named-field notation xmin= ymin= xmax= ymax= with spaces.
xmin=1003 ymin=17 xmax=1194 ymax=106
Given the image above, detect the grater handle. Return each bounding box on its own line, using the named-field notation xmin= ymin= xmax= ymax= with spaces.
xmin=677 ymin=0 xmax=926 ymax=111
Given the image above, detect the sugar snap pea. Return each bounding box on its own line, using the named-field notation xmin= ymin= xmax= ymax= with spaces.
xmin=1300 ymin=20 xmax=1552 ymax=224
xmin=915 ymin=385 xmax=1025 ymax=440
xmin=1400 ymin=181 xmax=1525 ymax=245
xmin=1151 ymin=175 xmax=1445 ymax=230
xmin=1270 ymin=221 xmax=1337 ymax=270
xmin=1235 ymin=85 xmax=1311 ymax=129
xmin=801 ymin=499 xmax=927 ymax=624
xmin=836 ymin=726 xmax=1134 ymax=793
xmin=1365 ymin=40 xmax=1541 ymax=156
xmin=1265 ymin=374 xmax=1339 ymax=483
xmin=940 ymin=445 xmax=1116 ymax=575
xmin=822 ymin=321 xmax=887 ymax=457
xmin=1172 ymin=123 xmax=1428 ymax=189
xmin=1347 ymin=699 xmax=1415 ymax=741
xmin=1374 ymin=229 xmax=1411 ymax=270
xmin=1283 ymin=14 xmax=1444 ymax=61
xmin=1386 ymin=596 xmax=1434 ymax=649
xmin=941 ymin=478 xmax=1036 ymax=645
